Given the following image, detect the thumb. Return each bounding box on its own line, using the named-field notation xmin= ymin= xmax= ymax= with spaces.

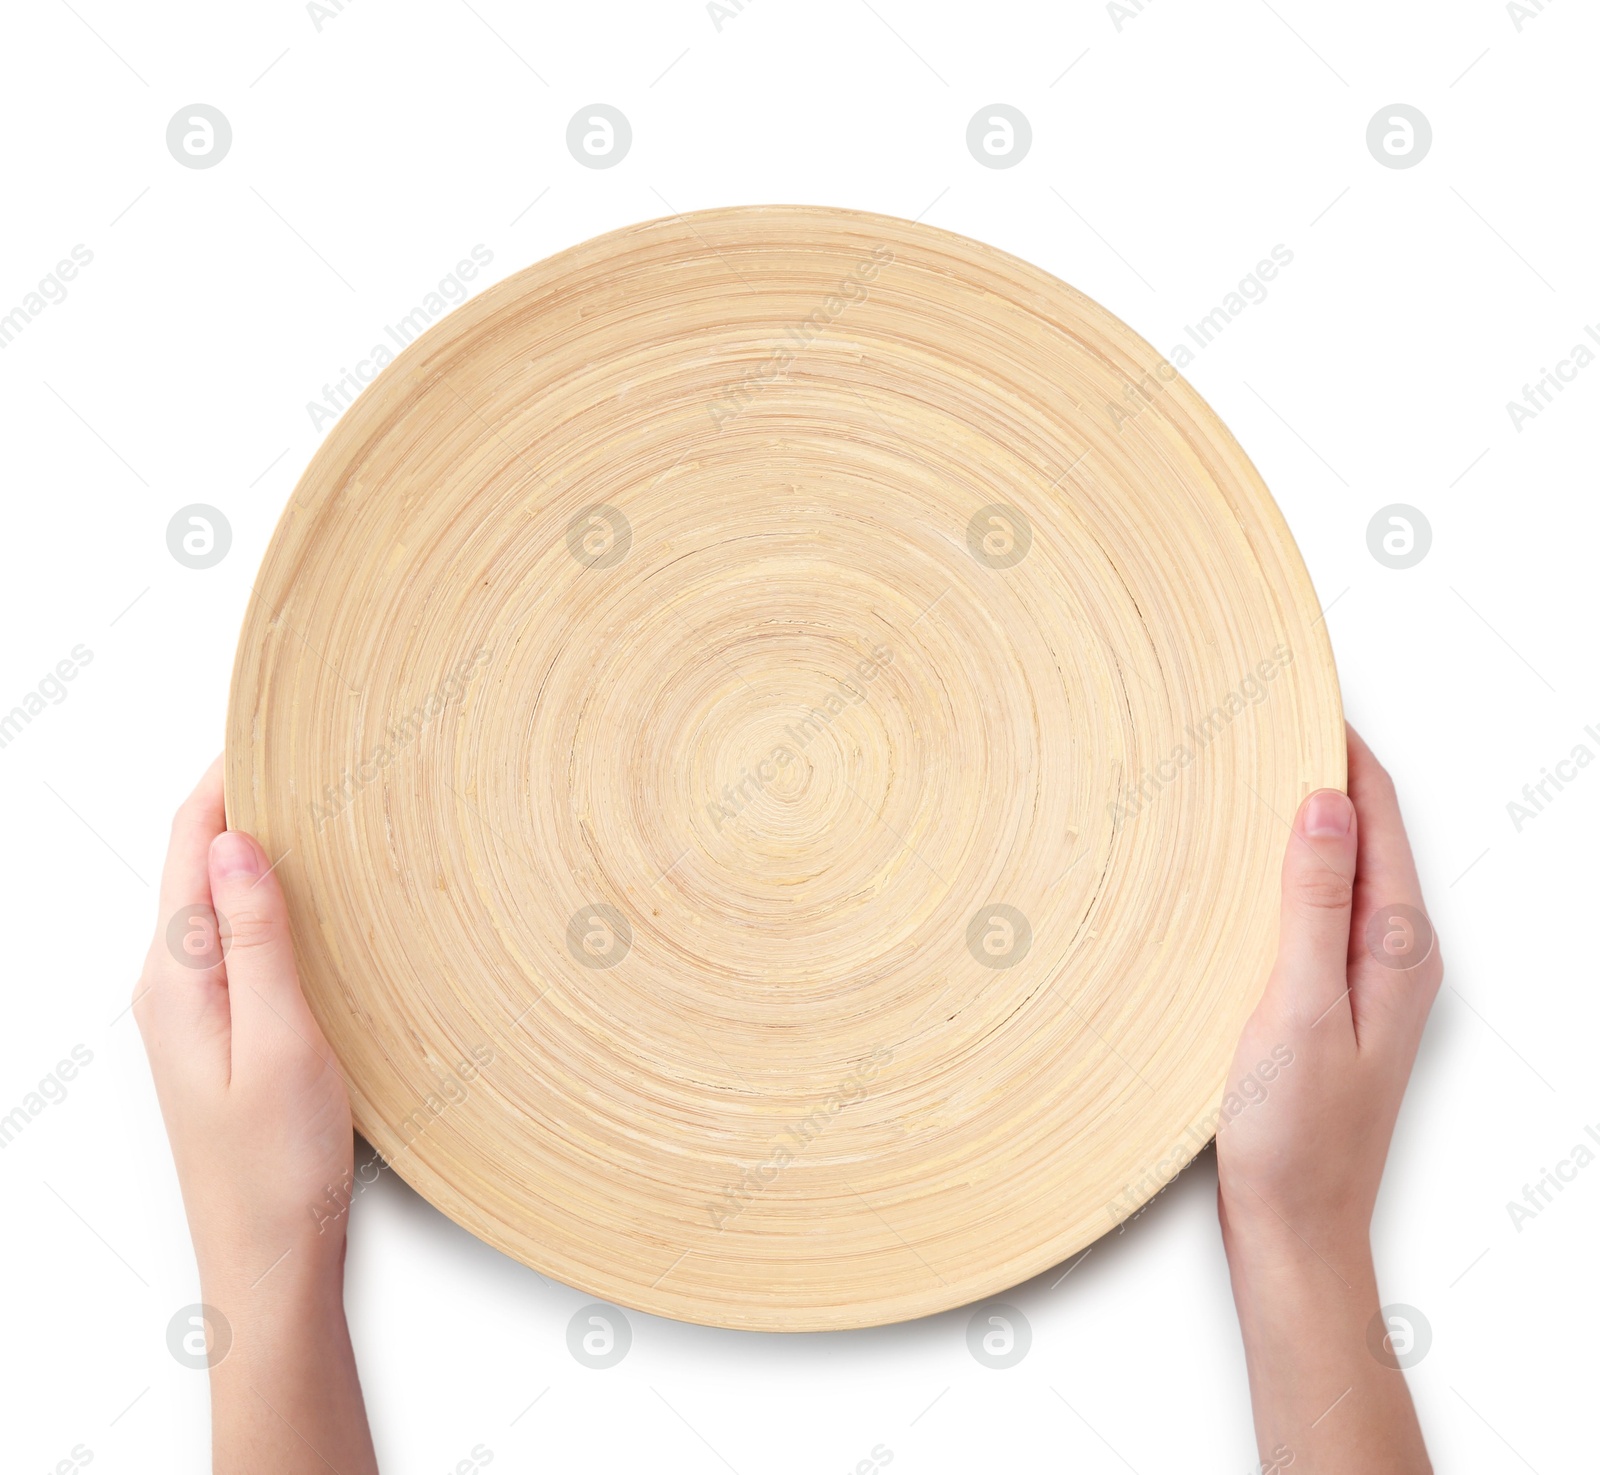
xmin=1270 ymin=789 xmax=1358 ymax=1030
xmin=208 ymin=830 xmax=326 ymax=1070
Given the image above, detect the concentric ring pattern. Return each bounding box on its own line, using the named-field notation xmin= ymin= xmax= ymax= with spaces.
xmin=226 ymin=205 xmax=1343 ymax=1330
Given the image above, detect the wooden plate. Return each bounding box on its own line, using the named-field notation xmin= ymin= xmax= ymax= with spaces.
xmin=226 ymin=205 xmax=1343 ymax=1331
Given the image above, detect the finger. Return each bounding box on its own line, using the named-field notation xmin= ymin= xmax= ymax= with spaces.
xmin=1344 ymin=726 xmax=1441 ymax=1047
xmin=1346 ymin=725 xmax=1427 ymax=934
xmin=1268 ymin=787 xmax=1359 ymax=1034
xmin=208 ymin=831 xmax=330 ymax=1077
xmin=155 ymin=754 xmax=226 ymax=936
xmin=136 ymin=757 xmax=231 ymax=1072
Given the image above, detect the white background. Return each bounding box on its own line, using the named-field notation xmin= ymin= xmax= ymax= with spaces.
xmin=2 ymin=1 xmax=1595 ymax=1470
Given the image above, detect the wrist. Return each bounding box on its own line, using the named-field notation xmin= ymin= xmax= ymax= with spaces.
xmin=199 ymin=1243 xmax=350 ymax=1385
xmin=189 ymin=1190 xmax=349 ymax=1299
xmin=198 ymin=1223 xmax=347 ymax=1323
xmin=1227 ymin=1227 xmax=1378 ymax=1330
xmin=198 ymin=1228 xmax=377 ymax=1475
xmin=1221 ymin=1214 xmax=1430 ymax=1473
xmin=1219 ymin=1173 xmax=1372 ymax=1281
xmin=1223 ymin=1205 xmax=1370 ymax=1283
xmin=1221 ymin=1190 xmax=1380 ymax=1355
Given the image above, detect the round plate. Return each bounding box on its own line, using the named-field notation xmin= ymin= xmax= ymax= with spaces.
xmin=226 ymin=205 xmax=1343 ymax=1331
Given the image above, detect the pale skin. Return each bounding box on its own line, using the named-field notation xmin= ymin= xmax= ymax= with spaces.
xmin=1217 ymin=725 xmax=1440 ymax=1473
xmin=136 ymin=726 xmax=1436 ymax=1472
xmin=134 ymin=757 xmax=376 ymax=1475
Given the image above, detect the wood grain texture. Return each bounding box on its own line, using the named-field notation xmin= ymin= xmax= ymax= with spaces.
xmin=225 ymin=205 xmax=1344 ymax=1331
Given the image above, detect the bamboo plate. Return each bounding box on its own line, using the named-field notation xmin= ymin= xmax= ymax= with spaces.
xmin=226 ymin=205 xmax=1343 ymax=1332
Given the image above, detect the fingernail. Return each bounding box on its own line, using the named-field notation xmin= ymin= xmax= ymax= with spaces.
xmin=211 ymin=830 xmax=263 ymax=880
xmin=1301 ymin=790 xmax=1352 ymax=838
